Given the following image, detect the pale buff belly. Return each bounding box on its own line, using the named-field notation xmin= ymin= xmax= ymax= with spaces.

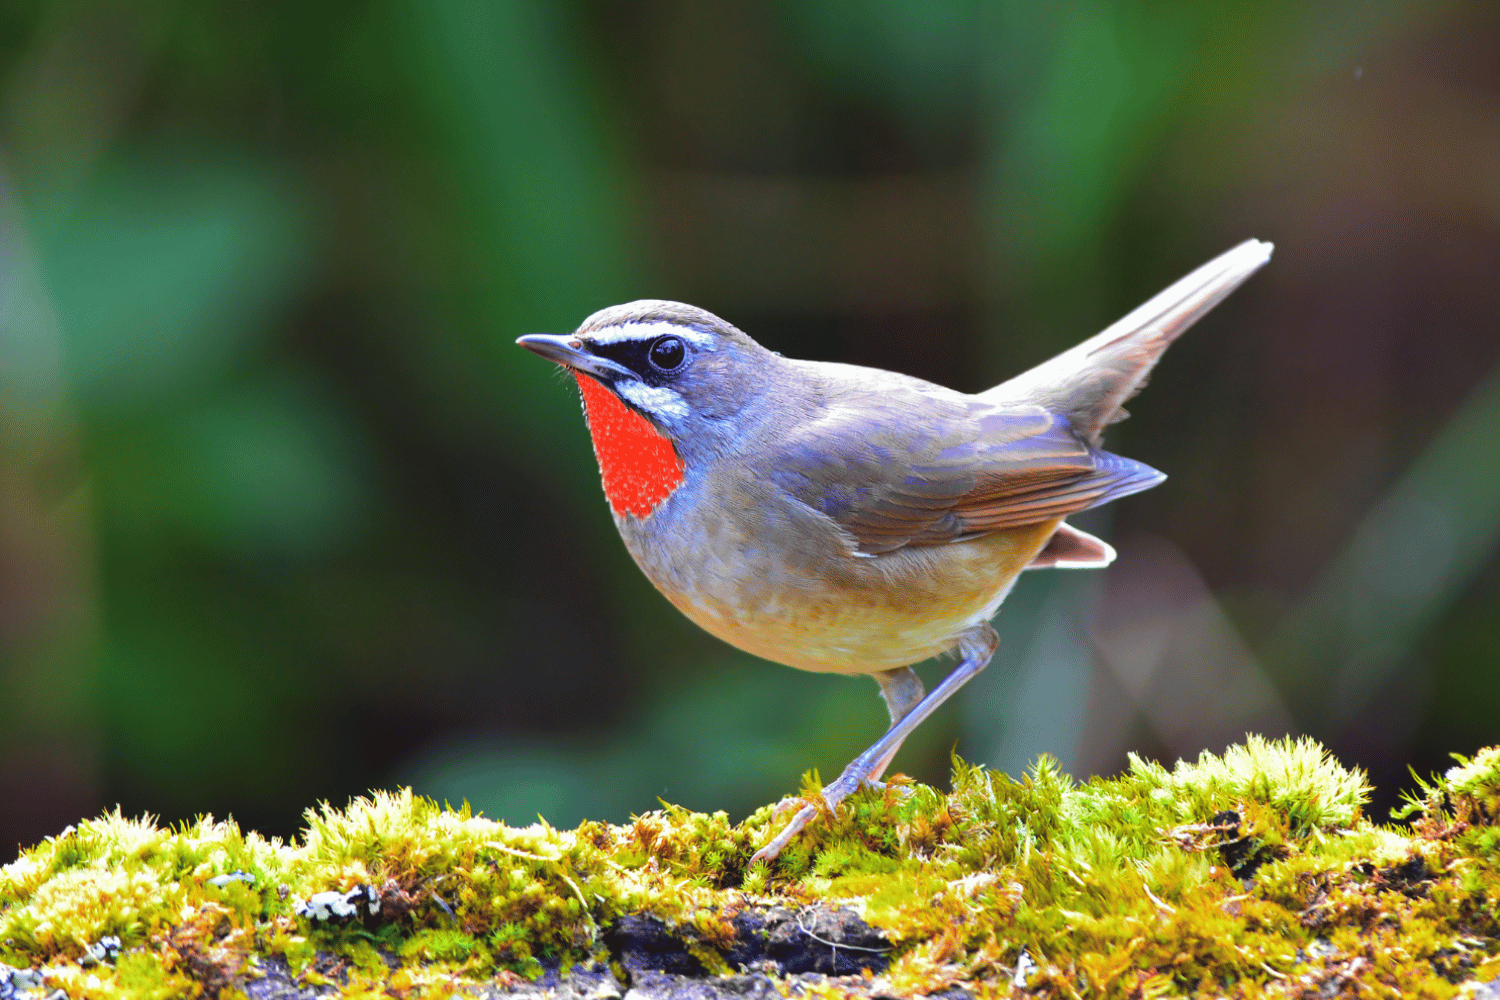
xmin=625 ymin=514 xmax=1060 ymax=676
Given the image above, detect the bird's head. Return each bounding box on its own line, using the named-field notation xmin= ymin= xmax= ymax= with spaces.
xmin=518 ymin=300 xmax=780 ymax=518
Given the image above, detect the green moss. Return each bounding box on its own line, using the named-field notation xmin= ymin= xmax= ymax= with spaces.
xmin=112 ymin=951 xmax=190 ymax=1000
xmin=3 ymin=738 xmax=1500 ymax=997
xmin=399 ymin=928 xmax=481 ymax=965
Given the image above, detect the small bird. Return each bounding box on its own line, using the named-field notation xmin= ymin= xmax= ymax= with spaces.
xmin=518 ymin=239 xmax=1272 ymax=863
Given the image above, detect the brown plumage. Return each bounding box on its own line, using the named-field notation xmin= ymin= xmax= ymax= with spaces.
xmin=518 ymin=239 xmax=1272 ymax=863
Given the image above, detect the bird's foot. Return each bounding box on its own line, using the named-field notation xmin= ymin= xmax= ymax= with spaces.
xmin=750 ymin=625 xmax=998 ymax=869
xmin=825 ymin=776 xmax=875 ymax=802
xmin=749 ymin=762 xmax=889 ymax=866
xmin=749 ymin=802 xmax=819 ymax=866
xmin=768 ymin=776 xmax=896 ymax=822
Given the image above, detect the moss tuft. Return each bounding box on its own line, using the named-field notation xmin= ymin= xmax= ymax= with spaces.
xmin=2 ymin=739 xmax=1499 ymax=997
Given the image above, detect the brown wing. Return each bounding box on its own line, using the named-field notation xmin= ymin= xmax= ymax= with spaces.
xmin=769 ymin=393 xmax=1162 ymax=556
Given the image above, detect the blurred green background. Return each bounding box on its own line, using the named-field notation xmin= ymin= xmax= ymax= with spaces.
xmin=3 ymin=1 xmax=1499 ymax=858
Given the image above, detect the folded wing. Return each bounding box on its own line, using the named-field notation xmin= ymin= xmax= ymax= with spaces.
xmin=770 ymin=393 xmax=1161 ymax=556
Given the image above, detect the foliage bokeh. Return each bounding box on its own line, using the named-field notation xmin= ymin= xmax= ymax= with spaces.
xmin=1 ymin=1 xmax=1498 ymax=859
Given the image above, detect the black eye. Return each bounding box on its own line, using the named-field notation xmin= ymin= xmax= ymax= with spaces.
xmin=649 ymin=336 xmax=687 ymax=372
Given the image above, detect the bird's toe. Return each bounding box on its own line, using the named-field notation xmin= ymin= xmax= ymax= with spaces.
xmin=750 ymin=803 xmax=819 ymax=865
xmin=770 ymin=794 xmax=808 ymax=819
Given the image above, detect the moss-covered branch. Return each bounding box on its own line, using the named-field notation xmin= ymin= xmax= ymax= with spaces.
xmin=4 ymin=737 xmax=1500 ymax=998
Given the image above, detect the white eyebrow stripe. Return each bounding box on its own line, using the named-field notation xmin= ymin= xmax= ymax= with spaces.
xmin=587 ymin=321 xmax=716 ymax=349
xmin=615 ymin=379 xmax=691 ymax=420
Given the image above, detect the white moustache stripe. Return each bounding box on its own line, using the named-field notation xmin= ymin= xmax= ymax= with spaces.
xmin=615 ymin=379 xmax=691 ymax=420
xmin=588 ymin=321 xmax=716 ymax=349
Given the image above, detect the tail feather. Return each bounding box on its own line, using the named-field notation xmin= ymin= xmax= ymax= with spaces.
xmin=982 ymin=239 xmax=1273 ymax=446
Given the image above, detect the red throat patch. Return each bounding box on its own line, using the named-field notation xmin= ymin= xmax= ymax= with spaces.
xmin=573 ymin=372 xmax=686 ymax=518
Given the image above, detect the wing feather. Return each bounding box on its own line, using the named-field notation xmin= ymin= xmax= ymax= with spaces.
xmin=768 ymin=389 xmax=1160 ymax=556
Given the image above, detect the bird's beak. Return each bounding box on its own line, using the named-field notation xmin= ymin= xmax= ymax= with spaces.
xmin=516 ymin=333 xmax=634 ymax=382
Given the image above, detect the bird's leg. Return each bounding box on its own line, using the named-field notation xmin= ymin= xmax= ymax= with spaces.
xmin=751 ymin=624 xmax=999 ymax=866
xmin=866 ymin=666 xmax=926 ymax=783
xmin=769 ymin=666 xmax=925 ymax=820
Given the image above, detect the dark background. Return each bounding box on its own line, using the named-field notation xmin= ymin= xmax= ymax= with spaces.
xmin=2 ymin=1 xmax=1499 ymax=860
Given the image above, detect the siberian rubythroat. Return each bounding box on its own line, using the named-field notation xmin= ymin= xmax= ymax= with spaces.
xmin=518 ymin=239 xmax=1272 ymax=863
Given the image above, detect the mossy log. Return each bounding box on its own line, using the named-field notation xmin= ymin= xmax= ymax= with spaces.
xmin=4 ymin=737 xmax=1500 ymax=999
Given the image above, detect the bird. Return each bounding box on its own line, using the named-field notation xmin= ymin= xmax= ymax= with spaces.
xmin=517 ymin=239 xmax=1273 ymax=864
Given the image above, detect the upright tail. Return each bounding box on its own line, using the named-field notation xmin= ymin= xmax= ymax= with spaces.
xmin=982 ymin=239 xmax=1273 ymax=446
